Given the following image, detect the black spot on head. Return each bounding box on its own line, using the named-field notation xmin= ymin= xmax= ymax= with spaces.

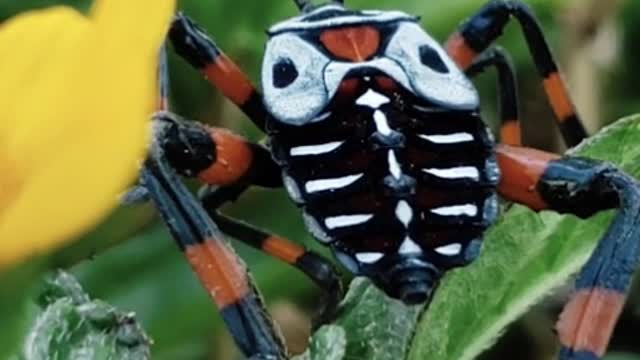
xmin=419 ymin=44 xmax=449 ymax=74
xmin=273 ymin=58 xmax=299 ymax=88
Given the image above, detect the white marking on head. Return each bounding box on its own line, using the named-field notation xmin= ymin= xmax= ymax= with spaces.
xmin=305 ymin=174 xmax=363 ymax=193
xmin=290 ymin=140 xmax=343 ymax=156
xmin=355 ymin=252 xmax=384 ymax=264
xmin=423 ymin=167 xmax=480 ymax=180
xmin=384 ymin=22 xmax=479 ymax=109
xmin=324 ymin=214 xmax=374 ymax=229
xmin=395 ymin=201 xmax=413 ymax=227
xmin=356 ymin=89 xmax=390 ymax=109
xmin=373 ymin=110 xmax=393 ymax=136
xmin=262 ymin=33 xmax=331 ymax=124
xmin=431 ymin=204 xmax=478 ymax=217
xmin=388 ymin=151 xmax=402 ymax=179
xmin=435 ymin=243 xmax=462 ymax=256
xmin=419 ymin=133 xmax=474 ymax=144
xmin=398 ymin=237 xmax=422 ymax=255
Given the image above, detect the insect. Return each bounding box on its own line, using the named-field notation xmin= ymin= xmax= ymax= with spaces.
xmin=138 ymin=0 xmax=640 ymax=359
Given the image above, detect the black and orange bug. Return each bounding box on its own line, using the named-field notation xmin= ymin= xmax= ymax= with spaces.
xmin=136 ymin=0 xmax=640 ymax=359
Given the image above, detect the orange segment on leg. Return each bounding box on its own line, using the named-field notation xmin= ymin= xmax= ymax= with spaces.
xmin=197 ymin=128 xmax=254 ymax=186
xmin=262 ymin=236 xmax=305 ymax=264
xmin=185 ymin=240 xmax=250 ymax=308
xmin=556 ymin=288 xmax=626 ymax=357
xmin=203 ymin=55 xmax=255 ymax=106
xmin=496 ymin=144 xmax=560 ymax=210
xmin=543 ymin=72 xmax=576 ymax=122
xmin=445 ymin=32 xmax=478 ymax=70
xmin=500 ymin=120 xmax=522 ymax=146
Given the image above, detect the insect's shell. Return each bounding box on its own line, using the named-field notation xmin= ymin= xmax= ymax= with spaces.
xmin=262 ymin=4 xmax=499 ymax=303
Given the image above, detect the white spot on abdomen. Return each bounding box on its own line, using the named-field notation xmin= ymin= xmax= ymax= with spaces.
xmin=423 ymin=167 xmax=480 ymax=180
xmin=435 ymin=243 xmax=462 ymax=256
xmin=305 ymin=174 xmax=363 ymax=193
xmin=419 ymin=133 xmax=474 ymax=144
xmin=324 ymin=214 xmax=374 ymax=229
xmin=356 ymin=89 xmax=390 ymax=108
xmin=373 ymin=110 xmax=393 ymax=136
xmin=355 ymin=252 xmax=384 ymax=263
xmin=398 ymin=237 xmax=422 ymax=255
xmin=290 ymin=141 xmax=343 ymax=156
xmin=388 ymin=151 xmax=402 ymax=179
xmin=431 ymin=204 xmax=478 ymax=217
xmin=395 ymin=201 xmax=413 ymax=227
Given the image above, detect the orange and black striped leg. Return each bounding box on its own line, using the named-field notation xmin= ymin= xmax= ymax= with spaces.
xmin=141 ymin=155 xmax=287 ymax=359
xmin=199 ymin=185 xmax=343 ymax=324
xmin=466 ymin=47 xmax=521 ymax=146
xmin=496 ymin=144 xmax=640 ymax=359
xmin=152 ymin=111 xmax=281 ymax=189
xmin=168 ymin=13 xmax=268 ymax=131
xmin=445 ymin=0 xmax=587 ymax=147
xmin=211 ymin=213 xmax=343 ymax=325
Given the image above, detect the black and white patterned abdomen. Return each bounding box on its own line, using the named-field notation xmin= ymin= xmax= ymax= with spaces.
xmin=268 ymin=86 xmax=499 ymax=271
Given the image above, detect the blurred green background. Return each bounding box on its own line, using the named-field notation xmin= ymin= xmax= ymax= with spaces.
xmin=1 ymin=0 xmax=639 ymax=359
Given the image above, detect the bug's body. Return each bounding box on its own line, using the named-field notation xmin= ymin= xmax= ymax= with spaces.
xmin=263 ymin=6 xmax=499 ymax=301
xmin=144 ymin=1 xmax=640 ymax=359
xmin=268 ymin=78 xmax=499 ymax=301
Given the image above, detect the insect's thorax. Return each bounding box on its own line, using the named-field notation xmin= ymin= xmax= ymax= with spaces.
xmin=267 ymin=77 xmax=499 ymax=300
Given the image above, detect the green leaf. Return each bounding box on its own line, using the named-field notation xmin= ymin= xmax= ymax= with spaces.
xmin=23 ymin=271 xmax=151 ymax=360
xmin=409 ymin=115 xmax=640 ymax=360
xmin=293 ymin=325 xmax=346 ymax=360
xmin=299 ymin=278 xmax=423 ymax=360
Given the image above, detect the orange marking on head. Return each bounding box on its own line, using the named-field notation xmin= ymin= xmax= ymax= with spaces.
xmin=185 ymin=240 xmax=250 ymax=308
xmin=445 ymin=33 xmax=477 ymax=70
xmin=556 ymin=288 xmax=626 ymax=356
xmin=320 ymin=26 xmax=380 ymax=62
xmin=198 ymin=128 xmax=253 ymax=186
xmin=500 ymin=121 xmax=522 ymax=146
xmin=203 ymin=55 xmax=255 ymax=105
xmin=496 ymin=144 xmax=560 ymax=210
xmin=262 ymin=236 xmax=305 ymax=264
xmin=543 ymin=72 xmax=576 ymax=122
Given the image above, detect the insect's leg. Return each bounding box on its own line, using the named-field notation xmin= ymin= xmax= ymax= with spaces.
xmin=152 ymin=110 xmax=281 ymax=190
xmin=445 ymin=0 xmax=587 ymax=147
xmin=168 ymin=13 xmax=268 ymax=131
xmin=496 ymin=144 xmax=640 ymax=359
xmin=141 ymin=154 xmax=287 ymax=359
xmin=466 ymin=47 xmax=520 ymax=146
xmin=200 ymin=186 xmax=342 ymax=323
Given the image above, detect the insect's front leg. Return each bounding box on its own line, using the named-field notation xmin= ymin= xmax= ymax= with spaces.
xmin=141 ymin=114 xmax=288 ymax=359
xmin=496 ymin=144 xmax=640 ymax=359
xmin=168 ymin=13 xmax=268 ymax=131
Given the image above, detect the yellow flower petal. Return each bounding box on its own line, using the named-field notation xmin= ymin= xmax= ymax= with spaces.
xmin=0 ymin=1 xmax=175 ymax=269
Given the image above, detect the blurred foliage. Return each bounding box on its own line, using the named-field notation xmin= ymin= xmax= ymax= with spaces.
xmin=25 ymin=271 xmax=151 ymax=360
xmin=1 ymin=0 xmax=639 ymax=359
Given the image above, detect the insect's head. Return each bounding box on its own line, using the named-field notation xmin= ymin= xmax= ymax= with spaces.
xmin=261 ymin=0 xmax=478 ymax=125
